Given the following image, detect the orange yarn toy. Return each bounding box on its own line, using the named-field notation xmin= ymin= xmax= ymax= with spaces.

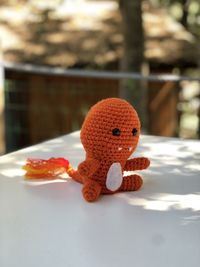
xmin=23 ymin=98 xmax=150 ymax=202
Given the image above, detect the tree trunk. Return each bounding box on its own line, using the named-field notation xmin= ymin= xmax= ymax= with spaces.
xmin=119 ymin=0 xmax=147 ymax=131
xmin=119 ymin=0 xmax=144 ymax=72
xmin=180 ymin=0 xmax=189 ymax=29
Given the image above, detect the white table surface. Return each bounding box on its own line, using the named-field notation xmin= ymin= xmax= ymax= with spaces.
xmin=0 ymin=132 xmax=200 ymax=267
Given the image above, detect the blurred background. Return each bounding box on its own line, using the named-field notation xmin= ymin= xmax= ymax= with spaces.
xmin=0 ymin=0 xmax=200 ymax=155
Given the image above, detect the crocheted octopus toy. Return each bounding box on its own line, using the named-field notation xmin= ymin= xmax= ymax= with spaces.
xmin=23 ymin=98 xmax=150 ymax=202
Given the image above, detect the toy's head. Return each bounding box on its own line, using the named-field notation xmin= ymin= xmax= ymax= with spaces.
xmin=80 ymin=98 xmax=141 ymax=162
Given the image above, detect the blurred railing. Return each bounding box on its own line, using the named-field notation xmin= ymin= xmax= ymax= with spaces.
xmin=1 ymin=61 xmax=200 ymax=154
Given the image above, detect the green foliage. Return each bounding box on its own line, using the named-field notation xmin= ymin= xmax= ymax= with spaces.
xmin=149 ymin=0 xmax=200 ymax=36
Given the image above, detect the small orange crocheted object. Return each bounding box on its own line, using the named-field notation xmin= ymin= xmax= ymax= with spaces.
xmin=23 ymin=98 xmax=150 ymax=202
xmin=75 ymin=98 xmax=150 ymax=201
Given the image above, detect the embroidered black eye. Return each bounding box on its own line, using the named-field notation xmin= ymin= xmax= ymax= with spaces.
xmin=112 ymin=128 xmax=121 ymax=136
xmin=132 ymin=128 xmax=138 ymax=136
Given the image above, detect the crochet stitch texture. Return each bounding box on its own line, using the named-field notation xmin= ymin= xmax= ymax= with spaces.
xmin=70 ymin=98 xmax=150 ymax=202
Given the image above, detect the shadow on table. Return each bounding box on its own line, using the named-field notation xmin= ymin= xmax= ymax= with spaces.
xmin=1 ymin=133 xmax=200 ymax=225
